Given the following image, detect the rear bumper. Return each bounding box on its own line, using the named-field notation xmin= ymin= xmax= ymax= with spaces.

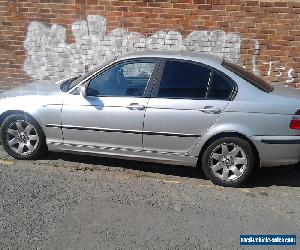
xmin=251 ymin=136 xmax=300 ymax=167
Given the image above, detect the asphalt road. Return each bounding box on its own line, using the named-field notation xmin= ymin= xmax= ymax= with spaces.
xmin=0 ymin=148 xmax=299 ymax=249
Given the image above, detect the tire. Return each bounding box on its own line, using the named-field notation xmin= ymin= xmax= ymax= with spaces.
xmin=0 ymin=114 xmax=46 ymax=160
xmin=201 ymin=137 xmax=255 ymax=187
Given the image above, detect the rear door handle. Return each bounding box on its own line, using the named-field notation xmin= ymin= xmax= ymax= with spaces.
xmin=199 ymin=106 xmax=222 ymax=114
xmin=126 ymin=103 xmax=145 ymax=110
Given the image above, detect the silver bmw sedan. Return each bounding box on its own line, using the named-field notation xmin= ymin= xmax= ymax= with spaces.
xmin=0 ymin=51 xmax=299 ymax=187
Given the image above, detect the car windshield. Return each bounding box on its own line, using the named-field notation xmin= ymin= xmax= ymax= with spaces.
xmin=222 ymin=60 xmax=273 ymax=93
xmin=63 ymin=58 xmax=117 ymax=92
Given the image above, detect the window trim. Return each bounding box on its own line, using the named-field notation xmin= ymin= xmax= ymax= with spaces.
xmin=72 ymin=58 xmax=161 ymax=98
xmin=206 ymin=68 xmax=238 ymax=101
xmin=150 ymin=58 xmax=237 ymax=101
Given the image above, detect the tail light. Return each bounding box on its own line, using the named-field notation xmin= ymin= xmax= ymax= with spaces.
xmin=290 ymin=110 xmax=300 ymax=130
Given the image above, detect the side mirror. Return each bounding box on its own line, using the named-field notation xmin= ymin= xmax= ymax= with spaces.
xmin=80 ymin=85 xmax=87 ymax=98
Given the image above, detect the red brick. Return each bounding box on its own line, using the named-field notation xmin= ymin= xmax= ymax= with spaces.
xmin=0 ymin=0 xmax=298 ymax=86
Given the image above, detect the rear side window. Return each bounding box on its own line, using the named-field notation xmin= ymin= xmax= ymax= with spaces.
xmin=222 ymin=60 xmax=273 ymax=93
xmin=207 ymin=70 xmax=235 ymax=100
xmin=157 ymin=60 xmax=211 ymax=99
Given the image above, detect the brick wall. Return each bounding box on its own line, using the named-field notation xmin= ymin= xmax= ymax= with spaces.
xmin=0 ymin=0 xmax=299 ymax=90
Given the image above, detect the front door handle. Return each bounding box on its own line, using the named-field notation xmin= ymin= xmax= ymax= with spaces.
xmin=126 ymin=103 xmax=145 ymax=110
xmin=199 ymin=106 xmax=222 ymax=114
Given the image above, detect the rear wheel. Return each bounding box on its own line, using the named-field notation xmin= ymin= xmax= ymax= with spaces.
xmin=201 ymin=137 xmax=255 ymax=187
xmin=0 ymin=114 xmax=46 ymax=160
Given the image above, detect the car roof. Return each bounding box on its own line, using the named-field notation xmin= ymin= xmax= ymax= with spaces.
xmin=117 ymin=50 xmax=223 ymax=67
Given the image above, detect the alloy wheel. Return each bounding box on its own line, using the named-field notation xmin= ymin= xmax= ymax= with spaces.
xmin=5 ymin=119 xmax=40 ymax=156
xmin=209 ymin=142 xmax=247 ymax=181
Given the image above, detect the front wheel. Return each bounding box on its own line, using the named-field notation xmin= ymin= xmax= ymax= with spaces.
xmin=0 ymin=114 xmax=46 ymax=160
xmin=201 ymin=137 xmax=255 ymax=187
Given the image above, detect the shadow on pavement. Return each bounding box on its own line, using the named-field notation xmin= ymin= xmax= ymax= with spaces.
xmin=247 ymin=165 xmax=300 ymax=188
xmin=45 ymin=151 xmax=205 ymax=179
xmin=45 ymin=151 xmax=300 ymax=188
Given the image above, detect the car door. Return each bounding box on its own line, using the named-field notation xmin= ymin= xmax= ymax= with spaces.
xmin=61 ymin=59 xmax=158 ymax=152
xmin=143 ymin=59 xmax=236 ymax=154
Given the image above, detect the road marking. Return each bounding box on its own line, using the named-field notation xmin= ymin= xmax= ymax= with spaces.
xmin=157 ymin=179 xmax=181 ymax=184
xmin=198 ymin=184 xmax=218 ymax=188
xmin=240 ymin=188 xmax=250 ymax=193
xmin=281 ymin=192 xmax=292 ymax=196
xmin=0 ymin=159 xmax=15 ymax=165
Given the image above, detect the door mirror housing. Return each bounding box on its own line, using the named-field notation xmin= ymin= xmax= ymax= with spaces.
xmin=80 ymin=85 xmax=87 ymax=98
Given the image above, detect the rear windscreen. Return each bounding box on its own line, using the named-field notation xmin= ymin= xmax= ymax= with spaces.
xmin=222 ymin=61 xmax=273 ymax=93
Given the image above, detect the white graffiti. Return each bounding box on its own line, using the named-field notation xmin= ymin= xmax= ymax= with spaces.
xmin=260 ymin=61 xmax=294 ymax=83
xmin=287 ymin=68 xmax=294 ymax=83
xmin=245 ymin=39 xmax=294 ymax=83
xmin=24 ymin=15 xmax=241 ymax=81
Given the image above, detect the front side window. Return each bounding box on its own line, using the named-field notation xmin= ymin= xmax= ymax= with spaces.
xmin=87 ymin=61 xmax=156 ymax=97
xmin=157 ymin=60 xmax=211 ymax=99
xmin=207 ymin=70 xmax=235 ymax=100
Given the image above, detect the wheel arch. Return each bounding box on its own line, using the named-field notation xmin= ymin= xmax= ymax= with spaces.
xmin=1 ymin=110 xmax=33 ymax=125
xmin=197 ymin=132 xmax=260 ymax=168
xmin=0 ymin=110 xmax=46 ymax=137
